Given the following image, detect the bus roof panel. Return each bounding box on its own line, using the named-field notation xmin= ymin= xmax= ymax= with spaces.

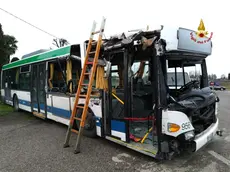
xmin=2 ymin=45 xmax=72 ymax=70
xmin=161 ymin=26 xmax=212 ymax=55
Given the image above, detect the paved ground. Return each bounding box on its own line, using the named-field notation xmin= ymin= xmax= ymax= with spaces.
xmin=0 ymin=91 xmax=230 ymax=172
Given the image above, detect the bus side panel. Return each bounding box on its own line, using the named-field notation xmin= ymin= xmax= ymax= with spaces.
xmin=111 ymin=120 xmax=126 ymax=141
xmin=71 ymin=97 xmax=103 ymax=137
xmin=11 ymin=90 xmax=31 ymax=112
xmin=46 ymin=94 xmax=70 ymax=126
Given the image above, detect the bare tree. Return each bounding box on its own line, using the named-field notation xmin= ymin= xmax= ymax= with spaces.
xmin=53 ymin=38 xmax=69 ymax=48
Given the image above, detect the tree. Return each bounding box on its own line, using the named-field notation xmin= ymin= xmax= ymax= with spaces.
xmin=221 ymin=74 xmax=226 ymax=79
xmin=213 ymin=74 xmax=217 ymax=80
xmin=0 ymin=23 xmax=18 ymax=69
xmin=52 ymin=38 xmax=69 ymax=48
xmin=208 ymin=74 xmax=217 ymax=80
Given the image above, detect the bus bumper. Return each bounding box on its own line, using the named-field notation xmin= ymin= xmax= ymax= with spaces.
xmin=192 ymin=118 xmax=219 ymax=152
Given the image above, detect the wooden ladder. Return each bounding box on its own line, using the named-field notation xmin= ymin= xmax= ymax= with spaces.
xmin=63 ymin=17 xmax=106 ymax=153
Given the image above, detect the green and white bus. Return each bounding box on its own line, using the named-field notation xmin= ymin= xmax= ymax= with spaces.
xmin=1 ymin=44 xmax=84 ymax=124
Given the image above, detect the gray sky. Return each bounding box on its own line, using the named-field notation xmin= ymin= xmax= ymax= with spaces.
xmin=0 ymin=0 xmax=228 ymax=77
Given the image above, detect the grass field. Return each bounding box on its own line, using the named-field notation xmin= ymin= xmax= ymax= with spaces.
xmin=0 ymin=101 xmax=13 ymax=116
xmin=220 ymin=81 xmax=230 ymax=90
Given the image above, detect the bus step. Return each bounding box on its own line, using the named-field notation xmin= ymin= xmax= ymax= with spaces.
xmin=33 ymin=112 xmax=46 ymax=119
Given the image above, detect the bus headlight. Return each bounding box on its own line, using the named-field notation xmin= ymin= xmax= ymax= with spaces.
xmin=184 ymin=131 xmax=195 ymax=140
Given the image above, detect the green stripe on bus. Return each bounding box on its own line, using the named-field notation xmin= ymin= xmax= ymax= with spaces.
xmin=2 ymin=45 xmax=72 ymax=70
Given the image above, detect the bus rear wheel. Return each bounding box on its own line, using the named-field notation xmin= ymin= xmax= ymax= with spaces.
xmin=75 ymin=108 xmax=97 ymax=138
xmin=13 ymin=96 xmax=20 ymax=112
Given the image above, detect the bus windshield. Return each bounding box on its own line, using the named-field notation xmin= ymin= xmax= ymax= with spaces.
xmin=167 ymin=72 xmax=190 ymax=87
xmin=167 ymin=62 xmax=203 ymax=89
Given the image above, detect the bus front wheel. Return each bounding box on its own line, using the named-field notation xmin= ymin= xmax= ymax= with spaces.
xmin=75 ymin=108 xmax=97 ymax=138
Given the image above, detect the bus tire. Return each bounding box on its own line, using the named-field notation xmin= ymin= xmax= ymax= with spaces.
xmin=13 ymin=96 xmax=20 ymax=112
xmin=76 ymin=108 xmax=97 ymax=138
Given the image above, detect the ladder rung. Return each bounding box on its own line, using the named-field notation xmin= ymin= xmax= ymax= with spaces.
xmin=71 ymin=129 xmax=79 ymax=134
xmin=74 ymin=117 xmax=82 ymax=121
xmin=86 ymin=61 xmax=94 ymax=65
xmin=76 ymin=105 xmax=84 ymax=109
xmin=93 ymin=30 xmax=100 ymax=34
xmin=90 ymin=95 xmax=100 ymax=98
xmin=81 ymin=83 xmax=88 ymax=86
xmin=79 ymin=94 xmax=87 ymax=98
xmin=79 ymin=94 xmax=99 ymax=98
xmin=89 ymin=51 xmax=96 ymax=54
xmin=84 ymin=73 xmax=90 ymax=75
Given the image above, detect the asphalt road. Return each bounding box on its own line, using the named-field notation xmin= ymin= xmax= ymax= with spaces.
xmin=0 ymin=91 xmax=230 ymax=172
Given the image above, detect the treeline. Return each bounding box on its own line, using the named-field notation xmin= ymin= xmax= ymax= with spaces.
xmin=0 ymin=23 xmax=18 ymax=71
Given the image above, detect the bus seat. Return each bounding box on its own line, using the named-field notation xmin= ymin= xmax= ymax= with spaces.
xmin=111 ymin=91 xmax=153 ymax=119
xmin=50 ymin=87 xmax=59 ymax=92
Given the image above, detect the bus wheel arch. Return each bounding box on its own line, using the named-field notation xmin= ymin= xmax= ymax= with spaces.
xmin=74 ymin=104 xmax=97 ymax=138
xmin=13 ymin=94 xmax=20 ymax=112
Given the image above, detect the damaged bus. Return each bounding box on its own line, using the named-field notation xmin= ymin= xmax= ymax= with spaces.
xmin=0 ymin=25 xmax=222 ymax=160
xmin=76 ymin=26 xmax=222 ymax=159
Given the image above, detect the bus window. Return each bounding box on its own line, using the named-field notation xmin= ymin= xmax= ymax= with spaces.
xmin=19 ymin=65 xmax=31 ymax=91
xmin=10 ymin=67 xmax=20 ymax=89
xmin=111 ymin=65 xmax=119 ymax=88
xmin=71 ymin=59 xmax=81 ymax=93
xmin=48 ymin=60 xmax=66 ymax=93
xmin=47 ymin=59 xmax=71 ymax=93
xmin=132 ymin=61 xmax=150 ymax=85
xmin=111 ymin=64 xmax=124 ymax=89
xmin=167 ymin=64 xmax=202 ymax=89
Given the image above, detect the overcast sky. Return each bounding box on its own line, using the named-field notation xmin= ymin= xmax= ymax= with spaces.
xmin=0 ymin=0 xmax=229 ymax=77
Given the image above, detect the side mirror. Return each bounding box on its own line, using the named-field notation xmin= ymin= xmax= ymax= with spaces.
xmin=104 ymin=58 xmax=111 ymax=78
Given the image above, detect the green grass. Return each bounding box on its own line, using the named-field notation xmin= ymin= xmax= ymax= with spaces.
xmin=221 ymin=81 xmax=230 ymax=90
xmin=0 ymin=101 xmax=13 ymax=116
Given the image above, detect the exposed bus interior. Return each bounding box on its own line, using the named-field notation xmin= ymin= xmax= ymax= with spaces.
xmin=47 ymin=45 xmax=82 ymax=95
xmin=105 ymin=45 xmax=158 ymax=155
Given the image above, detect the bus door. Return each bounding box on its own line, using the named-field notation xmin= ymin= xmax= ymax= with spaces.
xmin=4 ymin=70 xmax=12 ymax=104
xmin=31 ymin=63 xmax=47 ymax=117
